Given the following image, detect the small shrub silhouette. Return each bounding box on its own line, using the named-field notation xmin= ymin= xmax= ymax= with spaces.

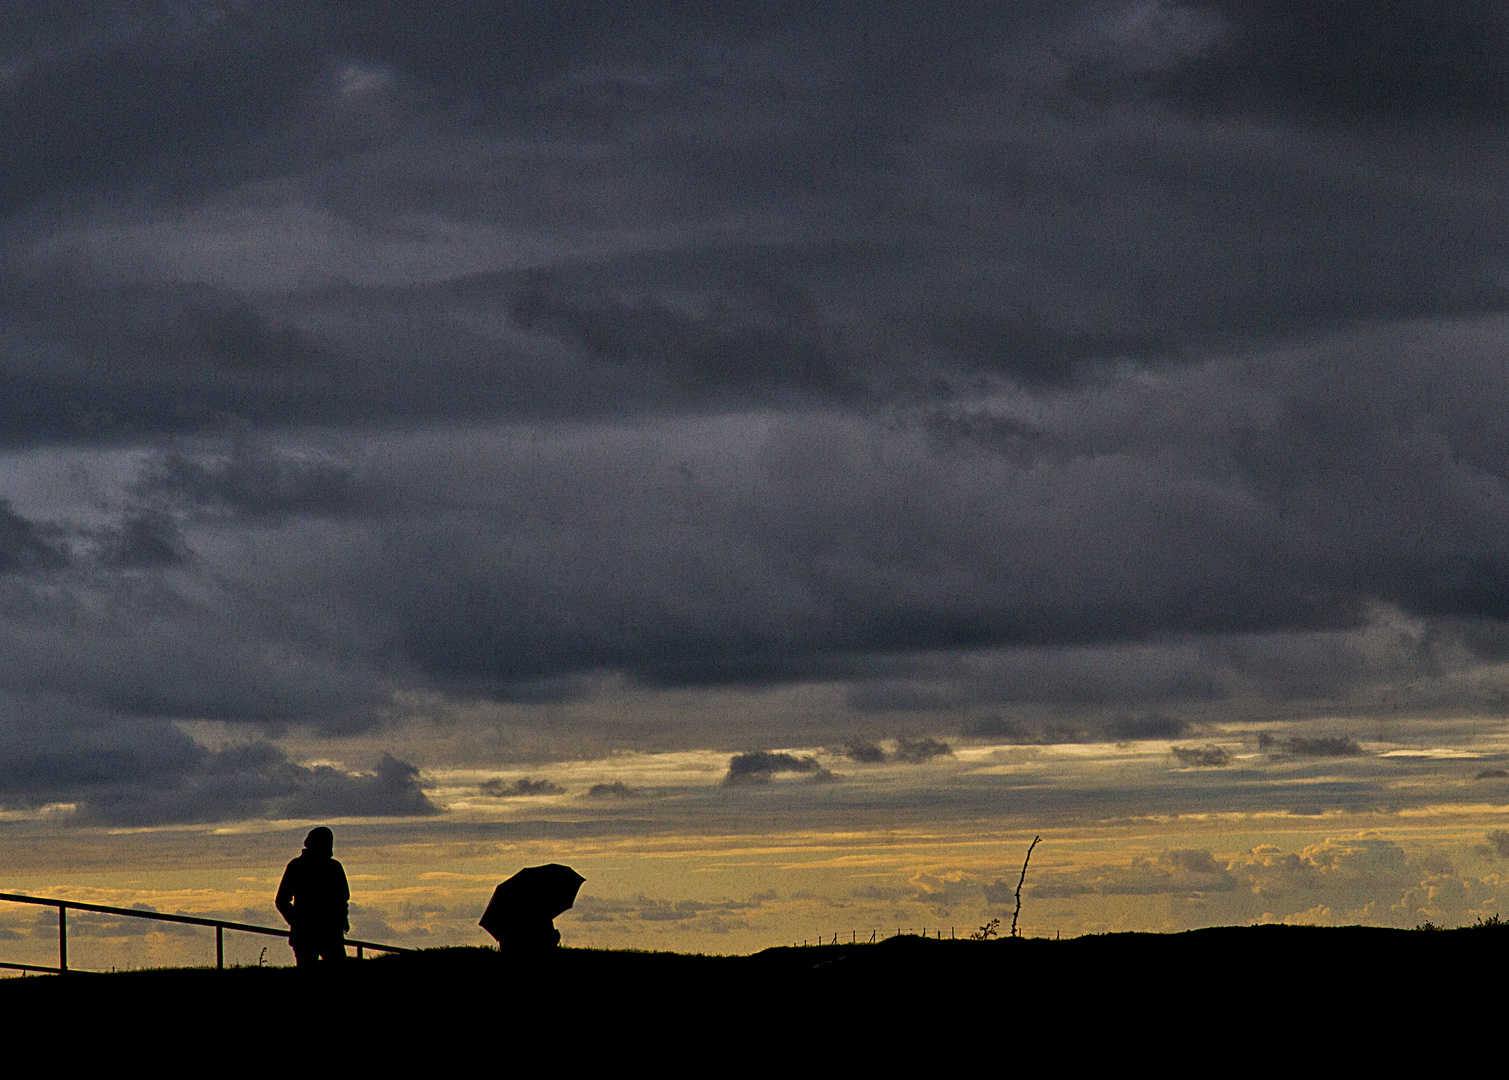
xmin=1414 ymin=921 xmax=1440 ymax=931
xmin=970 ymin=918 xmax=1000 ymax=940
xmin=1472 ymin=913 xmax=1504 ymax=928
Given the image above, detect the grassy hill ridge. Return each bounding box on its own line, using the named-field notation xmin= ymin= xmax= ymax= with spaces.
xmin=3 ymin=924 xmax=1496 ymax=1053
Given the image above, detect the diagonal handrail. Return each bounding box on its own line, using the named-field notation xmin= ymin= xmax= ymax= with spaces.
xmin=0 ymin=890 xmax=413 ymax=974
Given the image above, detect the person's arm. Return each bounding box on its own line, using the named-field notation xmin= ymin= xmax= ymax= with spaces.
xmin=275 ymin=861 xmax=298 ymax=927
xmin=336 ymin=860 xmax=351 ymax=932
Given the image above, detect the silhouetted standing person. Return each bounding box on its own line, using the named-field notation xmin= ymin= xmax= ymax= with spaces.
xmin=276 ymin=826 xmax=350 ymax=967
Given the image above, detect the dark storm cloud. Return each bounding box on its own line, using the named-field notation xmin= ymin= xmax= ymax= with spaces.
xmin=259 ymin=316 xmax=1509 ymax=705
xmin=3 ymin=3 xmax=1504 ymax=447
xmin=138 ymin=438 xmax=373 ymax=521
xmin=0 ymin=614 xmax=384 ymax=728
xmin=0 ymin=277 xmax=343 ymax=445
xmin=0 ymin=1 xmax=1026 ymax=214
xmin=0 ymin=3 xmax=328 ymax=215
xmin=1131 ymin=2 xmax=1509 ymax=125
xmin=0 ymin=700 xmax=435 ymax=825
xmin=505 ymin=267 xmax=866 ymax=401
xmin=97 ymin=509 xmax=189 ymax=569
xmin=0 ymin=498 xmax=66 ymax=573
xmin=0 ymin=1 xmax=1508 ymax=761
xmin=289 ymin=753 xmax=437 ymax=819
xmin=0 ymin=529 xmax=391 ymax=731
xmin=6 ymin=311 xmax=1509 ymax=742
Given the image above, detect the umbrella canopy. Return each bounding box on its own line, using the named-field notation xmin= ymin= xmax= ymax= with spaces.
xmin=480 ymin=863 xmax=586 ymax=940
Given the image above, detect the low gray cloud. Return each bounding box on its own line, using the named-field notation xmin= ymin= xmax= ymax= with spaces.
xmin=965 ymin=714 xmax=1191 ymax=744
xmin=66 ymin=906 xmax=203 ymax=940
xmin=839 ymin=738 xmax=952 ymax=764
xmin=1012 ymin=849 xmax=1238 ymax=902
xmin=1171 ymin=744 xmax=1231 ymax=767
xmin=567 ymin=890 xmax=771 ymax=931
xmin=1260 ymin=734 xmax=1364 ymax=757
xmin=851 ymin=884 xmax=915 ymax=902
xmin=0 ymin=702 xmax=436 ymax=825
xmin=481 ymin=777 xmax=564 ymax=797
xmin=892 ymin=738 xmax=953 ymax=764
xmin=1106 ymin=715 xmax=1190 ymax=741
xmin=723 ymin=752 xmax=834 ymax=786
xmin=584 ymin=781 xmax=640 ymax=799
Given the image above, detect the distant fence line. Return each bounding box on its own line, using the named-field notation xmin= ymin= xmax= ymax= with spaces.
xmin=792 ymin=926 xmax=1059 ymax=946
xmin=0 ymin=891 xmax=413 ymax=975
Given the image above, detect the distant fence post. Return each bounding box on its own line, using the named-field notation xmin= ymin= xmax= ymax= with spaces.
xmin=57 ymin=904 xmax=67 ymax=974
xmin=216 ymin=925 xmax=224 ymax=970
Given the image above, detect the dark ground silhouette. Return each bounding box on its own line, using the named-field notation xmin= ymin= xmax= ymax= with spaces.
xmin=0 ymin=923 xmax=1491 ymax=1058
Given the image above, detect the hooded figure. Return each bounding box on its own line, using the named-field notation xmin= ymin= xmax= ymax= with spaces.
xmin=276 ymin=826 xmax=350 ymax=966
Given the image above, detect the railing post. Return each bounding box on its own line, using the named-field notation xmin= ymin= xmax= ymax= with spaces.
xmin=216 ymin=925 xmax=224 ymax=970
xmin=58 ymin=904 xmax=67 ymax=974
xmin=356 ymin=944 xmax=363 ymax=960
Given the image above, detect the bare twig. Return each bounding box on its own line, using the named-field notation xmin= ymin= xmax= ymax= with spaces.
xmin=1010 ymin=835 xmax=1041 ymax=939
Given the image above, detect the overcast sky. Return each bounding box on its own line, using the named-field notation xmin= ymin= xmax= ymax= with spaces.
xmin=3 ymin=3 xmax=1509 ymax=953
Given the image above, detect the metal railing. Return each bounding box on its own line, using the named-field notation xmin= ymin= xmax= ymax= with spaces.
xmin=0 ymin=891 xmax=413 ymax=974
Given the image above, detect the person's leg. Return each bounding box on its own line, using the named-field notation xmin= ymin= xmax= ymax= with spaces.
xmin=320 ymin=931 xmax=347 ymax=963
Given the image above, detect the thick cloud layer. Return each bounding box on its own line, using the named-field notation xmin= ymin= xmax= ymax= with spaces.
xmin=1137 ymin=2 xmax=1509 ymax=124
xmin=0 ymin=696 xmax=435 ymax=824
xmin=2 ymin=3 xmax=1509 ymax=824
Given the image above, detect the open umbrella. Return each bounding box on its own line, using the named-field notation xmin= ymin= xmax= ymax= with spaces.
xmin=480 ymin=863 xmax=586 ymax=944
